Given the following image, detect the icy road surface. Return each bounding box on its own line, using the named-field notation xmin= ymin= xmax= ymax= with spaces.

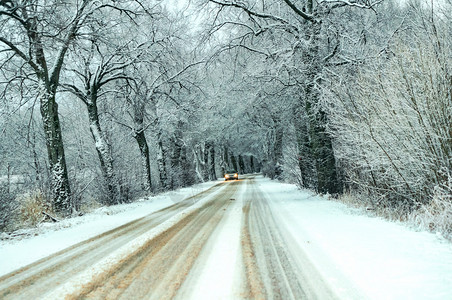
xmin=1 ymin=175 xmax=452 ymax=299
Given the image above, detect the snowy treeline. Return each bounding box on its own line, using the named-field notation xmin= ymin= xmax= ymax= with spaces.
xmin=0 ymin=0 xmax=258 ymax=230
xmin=1 ymin=0 xmax=451 ymax=236
xmin=326 ymin=2 xmax=452 ymax=231
xmin=201 ymin=0 xmax=451 ymax=235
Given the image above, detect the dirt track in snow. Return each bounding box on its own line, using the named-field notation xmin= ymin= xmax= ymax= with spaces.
xmin=0 ymin=176 xmax=336 ymax=299
xmin=241 ymin=178 xmax=336 ymax=299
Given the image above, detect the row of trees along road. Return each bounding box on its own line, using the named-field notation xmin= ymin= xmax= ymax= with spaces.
xmin=202 ymin=0 xmax=452 ymax=233
xmin=205 ymin=0 xmax=386 ymax=194
xmin=1 ymin=0 xmax=451 ymax=236
xmin=0 ymin=0 xmax=258 ymax=225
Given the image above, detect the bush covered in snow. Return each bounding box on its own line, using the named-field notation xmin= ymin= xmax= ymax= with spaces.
xmin=15 ymin=190 xmax=53 ymax=228
xmin=411 ymin=175 xmax=452 ymax=239
xmin=322 ymin=3 xmax=452 ymax=238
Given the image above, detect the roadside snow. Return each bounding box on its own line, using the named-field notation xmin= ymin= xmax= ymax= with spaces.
xmin=0 ymin=180 xmax=219 ymax=277
xmin=258 ymin=176 xmax=452 ymax=300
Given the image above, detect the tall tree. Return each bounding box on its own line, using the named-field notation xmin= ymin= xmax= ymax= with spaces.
xmin=63 ymin=38 xmax=138 ymax=204
xmin=0 ymin=0 xmax=96 ymax=213
xmin=207 ymin=0 xmax=383 ymax=194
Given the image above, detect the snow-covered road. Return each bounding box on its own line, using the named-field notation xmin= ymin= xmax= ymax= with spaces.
xmin=1 ymin=175 xmax=452 ymax=299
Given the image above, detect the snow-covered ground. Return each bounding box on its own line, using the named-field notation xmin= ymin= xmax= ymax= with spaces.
xmin=259 ymin=176 xmax=452 ymax=300
xmin=1 ymin=175 xmax=452 ymax=299
xmin=0 ymin=180 xmax=219 ymax=277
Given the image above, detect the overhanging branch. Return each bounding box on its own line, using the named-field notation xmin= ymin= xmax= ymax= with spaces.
xmin=282 ymin=0 xmax=315 ymax=22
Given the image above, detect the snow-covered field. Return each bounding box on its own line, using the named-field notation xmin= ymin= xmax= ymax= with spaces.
xmin=1 ymin=175 xmax=452 ymax=299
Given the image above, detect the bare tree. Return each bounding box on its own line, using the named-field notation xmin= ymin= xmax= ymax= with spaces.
xmin=0 ymin=0 xmax=100 ymax=214
xmin=62 ymin=36 xmax=140 ymax=204
xmin=326 ymin=0 xmax=452 ymax=215
xmin=206 ymin=0 xmax=383 ymax=194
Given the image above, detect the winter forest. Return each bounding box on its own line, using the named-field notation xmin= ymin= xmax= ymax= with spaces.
xmin=0 ymin=0 xmax=451 ymax=237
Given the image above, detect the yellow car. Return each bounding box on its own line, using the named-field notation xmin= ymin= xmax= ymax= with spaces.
xmin=224 ymin=170 xmax=239 ymax=181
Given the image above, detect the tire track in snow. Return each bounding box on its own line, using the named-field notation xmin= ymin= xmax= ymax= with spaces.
xmin=175 ymin=178 xmax=246 ymax=299
xmin=242 ymin=178 xmax=337 ymax=299
xmin=0 ymin=182 xmax=225 ymax=299
xmin=241 ymin=193 xmax=266 ymax=298
xmin=69 ymin=180 xmax=240 ymax=299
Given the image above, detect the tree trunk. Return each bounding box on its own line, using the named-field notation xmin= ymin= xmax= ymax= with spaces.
xmin=86 ymin=98 xmax=119 ymax=204
xmin=302 ymin=23 xmax=342 ymax=195
xmin=179 ymin=143 xmax=191 ymax=187
xmin=310 ymin=109 xmax=342 ymax=194
xmin=273 ymin=118 xmax=284 ymax=178
xmin=208 ymin=141 xmax=216 ymax=180
xmin=6 ymin=163 xmax=11 ymax=195
xmin=40 ymin=91 xmax=72 ymax=214
xmin=157 ymin=131 xmax=168 ymax=191
xmin=170 ymin=125 xmax=183 ymax=189
xmin=223 ymin=145 xmax=230 ymax=172
xmin=230 ymin=154 xmax=238 ymax=172
xmin=132 ymin=101 xmax=152 ymax=193
xmin=203 ymin=142 xmax=210 ymax=181
xmin=30 ymin=127 xmax=43 ymax=184
xmin=238 ymin=155 xmax=245 ymax=174
xmin=293 ymin=101 xmax=315 ymax=189
xmin=193 ymin=145 xmax=204 ymax=183
xmin=134 ymin=130 xmax=152 ymax=192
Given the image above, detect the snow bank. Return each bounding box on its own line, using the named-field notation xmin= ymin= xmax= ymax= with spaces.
xmin=259 ymin=176 xmax=452 ymax=300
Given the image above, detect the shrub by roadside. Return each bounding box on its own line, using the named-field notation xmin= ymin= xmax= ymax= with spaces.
xmin=15 ymin=190 xmax=53 ymax=228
